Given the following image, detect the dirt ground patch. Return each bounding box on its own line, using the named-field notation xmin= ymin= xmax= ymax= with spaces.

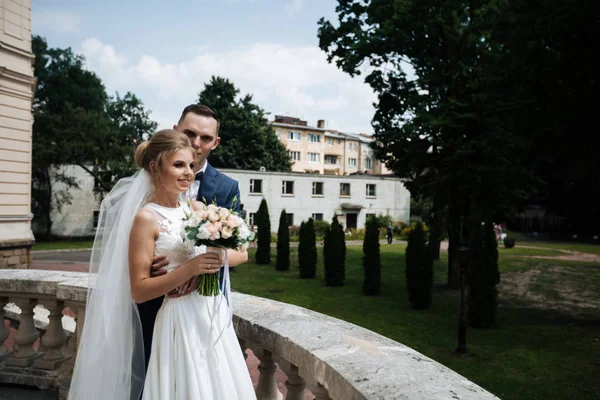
xmin=500 ymin=266 xmax=600 ymax=314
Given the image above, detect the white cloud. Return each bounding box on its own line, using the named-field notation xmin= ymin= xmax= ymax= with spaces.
xmin=32 ymin=10 xmax=81 ymax=34
xmin=79 ymin=38 xmax=377 ymax=133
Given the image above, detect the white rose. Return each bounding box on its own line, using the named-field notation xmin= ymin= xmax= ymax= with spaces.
xmin=238 ymin=223 xmax=250 ymax=240
xmin=221 ymin=225 xmax=233 ymax=239
xmin=196 ymin=228 xmax=210 ymax=240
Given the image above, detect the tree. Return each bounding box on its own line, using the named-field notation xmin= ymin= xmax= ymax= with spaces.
xmin=32 ymin=36 xmax=109 ymax=238
xmin=405 ymin=222 xmax=433 ymax=310
xmin=323 ymin=216 xmax=345 ymax=286
xmin=255 ymin=198 xmax=271 ymax=264
xmin=318 ymin=1 xmax=537 ymax=288
xmin=31 ymin=36 xmax=158 ymax=237
xmin=467 ymin=217 xmax=500 ymax=328
xmin=362 ymin=218 xmax=381 ymax=296
xmin=197 ymin=76 xmax=292 ymax=172
xmin=298 ymin=218 xmax=317 ymax=279
xmin=276 ymin=209 xmax=290 ymax=271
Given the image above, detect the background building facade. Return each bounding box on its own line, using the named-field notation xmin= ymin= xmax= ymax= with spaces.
xmin=0 ymin=0 xmax=35 ymax=268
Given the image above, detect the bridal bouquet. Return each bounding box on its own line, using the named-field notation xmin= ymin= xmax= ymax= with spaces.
xmin=180 ymin=200 xmax=254 ymax=296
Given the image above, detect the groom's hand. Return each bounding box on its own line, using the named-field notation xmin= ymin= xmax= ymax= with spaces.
xmin=150 ymin=255 xmax=169 ymax=277
xmin=167 ymin=276 xmax=198 ymax=298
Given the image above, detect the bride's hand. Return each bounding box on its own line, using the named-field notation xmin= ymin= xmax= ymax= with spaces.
xmin=188 ymin=252 xmax=222 ymax=276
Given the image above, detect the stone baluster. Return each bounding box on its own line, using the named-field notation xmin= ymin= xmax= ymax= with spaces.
xmin=310 ymin=384 xmax=332 ymax=400
xmin=254 ymin=349 xmax=283 ymax=400
xmin=6 ymin=297 xmax=42 ymax=366
xmin=64 ymin=303 xmax=85 ymax=372
xmin=0 ymin=296 xmax=12 ymax=361
xmin=35 ymin=300 xmax=69 ymax=369
xmin=279 ymin=362 xmax=306 ymax=400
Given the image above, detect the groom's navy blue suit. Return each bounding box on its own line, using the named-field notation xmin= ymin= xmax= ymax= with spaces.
xmin=137 ymin=162 xmax=241 ymax=370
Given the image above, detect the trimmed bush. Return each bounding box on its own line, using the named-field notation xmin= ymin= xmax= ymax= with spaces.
xmin=276 ymin=209 xmax=290 ymax=271
xmin=468 ymin=219 xmax=501 ymax=329
xmin=298 ymin=218 xmax=318 ymax=278
xmin=255 ymin=198 xmax=271 ymax=264
xmin=504 ymin=238 xmax=515 ymax=248
xmin=362 ymin=218 xmax=381 ymax=296
xmin=313 ymin=219 xmax=330 ymax=237
xmin=405 ymin=222 xmax=433 ymax=309
xmin=324 ymin=216 xmax=345 ymax=286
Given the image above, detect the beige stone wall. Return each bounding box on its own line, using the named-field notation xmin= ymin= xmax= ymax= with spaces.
xmin=0 ymin=0 xmax=35 ymax=268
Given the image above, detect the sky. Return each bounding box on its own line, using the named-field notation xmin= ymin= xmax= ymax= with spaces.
xmin=31 ymin=0 xmax=379 ymax=133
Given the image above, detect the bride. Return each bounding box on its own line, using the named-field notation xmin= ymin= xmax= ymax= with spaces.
xmin=68 ymin=130 xmax=256 ymax=399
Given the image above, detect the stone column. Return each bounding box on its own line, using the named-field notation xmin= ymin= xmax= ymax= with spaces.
xmin=255 ymin=349 xmax=283 ymax=400
xmin=279 ymin=362 xmax=306 ymax=400
xmin=6 ymin=297 xmax=42 ymax=366
xmin=0 ymin=296 xmax=12 ymax=361
xmin=35 ymin=300 xmax=69 ymax=369
xmin=310 ymin=384 xmax=332 ymax=400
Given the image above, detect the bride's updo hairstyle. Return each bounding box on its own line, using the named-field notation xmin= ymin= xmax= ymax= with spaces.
xmin=135 ymin=129 xmax=193 ymax=190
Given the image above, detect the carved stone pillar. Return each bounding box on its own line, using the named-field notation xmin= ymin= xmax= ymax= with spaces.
xmin=310 ymin=384 xmax=332 ymax=400
xmin=0 ymin=296 xmax=12 ymax=361
xmin=279 ymin=363 xmax=306 ymax=400
xmin=255 ymin=349 xmax=283 ymax=400
xmin=6 ymin=297 xmax=42 ymax=366
xmin=35 ymin=300 xmax=70 ymax=369
xmin=63 ymin=303 xmax=85 ymax=373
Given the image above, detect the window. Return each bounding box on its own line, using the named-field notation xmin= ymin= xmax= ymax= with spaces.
xmin=327 ymin=138 xmax=334 ymax=146
xmin=282 ymin=180 xmax=294 ymax=195
xmin=288 ymin=151 xmax=300 ymax=161
xmin=365 ymin=157 xmax=372 ymax=169
xmin=340 ymin=183 xmax=351 ymax=196
xmin=312 ymin=213 xmax=324 ymax=221
xmin=312 ymin=182 xmax=323 ymax=195
xmin=276 ymin=130 xmax=281 ymax=137
xmin=324 ymin=155 xmax=337 ymax=164
xmin=348 ymin=158 xmax=357 ymax=167
xmin=348 ymin=142 xmax=357 ymax=151
xmin=366 ymin=184 xmax=377 ymax=197
xmin=93 ymin=210 xmax=100 ymax=229
xmin=307 ymin=152 xmax=320 ymax=163
xmin=248 ymin=212 xmax=257 ymax=226
xmin=308 ymin=134 xmax=321 ymax=143
xmin=250 ymin=179 xmax=262 ymax=193
xmin=286 ymin=213 xmax=294 ymax=226
xmin=287 ymin=131 xmax=301 ymax=141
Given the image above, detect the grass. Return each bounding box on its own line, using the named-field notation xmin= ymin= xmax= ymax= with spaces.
xmin=32 ymin=240 xmax=94 ymax=251
xmin=232 ymin=243 xmax=600 ymax=400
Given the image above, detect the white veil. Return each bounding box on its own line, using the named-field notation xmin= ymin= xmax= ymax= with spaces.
xmin=68 ymin=170 xmax=151 ymax=400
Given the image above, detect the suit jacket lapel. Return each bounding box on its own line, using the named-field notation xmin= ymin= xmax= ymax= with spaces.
xmin=198 ymin=163 xmax=218 ymax=205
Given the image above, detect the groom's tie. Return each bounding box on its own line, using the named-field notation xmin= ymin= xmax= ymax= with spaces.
xmin=195 ymin=171 xmax=204 ymax=181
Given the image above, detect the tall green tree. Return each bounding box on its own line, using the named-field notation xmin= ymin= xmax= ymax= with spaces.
xmin=362 ymin=218 xmax=381 ymax=296
xmin=32 ymin=36 xmax=109 ymax=238
xmin=405 ymin=222 xmax=433 ymax=310
xmin=32 ymin=36 xmax=158 ymax=237
xmin=197 ymin=76 xmax=292 ymax=172
xmin=323 ymin=216 xmax=345 ymax=287
xmin=467 ymin=217 xmax=500 ymax=328
xmin=318 ymin=1 xmax=536 ymax=287
xmin=298 ymin=218 xmax=317 ymax=279
xmin=255 ymin=198 xmax=271 ymax=264
xmin=276 ymin=209 xmax=290 ymax=271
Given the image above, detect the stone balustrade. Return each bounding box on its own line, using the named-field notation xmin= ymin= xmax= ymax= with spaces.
xmin=0 ymin=270 xmax=499 ymax=399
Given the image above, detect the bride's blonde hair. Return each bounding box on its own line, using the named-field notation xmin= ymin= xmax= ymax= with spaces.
xmin=134 ymin=129 xmax=193 ymax=192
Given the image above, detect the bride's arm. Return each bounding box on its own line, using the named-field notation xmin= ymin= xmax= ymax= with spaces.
xmin=129 ymin=208 xmax=220 ymax=303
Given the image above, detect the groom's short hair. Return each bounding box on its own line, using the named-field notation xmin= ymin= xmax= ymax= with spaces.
xmin=178 ymin=104 xmax=220 ymax=135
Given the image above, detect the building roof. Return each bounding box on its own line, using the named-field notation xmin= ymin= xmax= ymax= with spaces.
xmin=271 ymin=121 xmax=328 ymax=132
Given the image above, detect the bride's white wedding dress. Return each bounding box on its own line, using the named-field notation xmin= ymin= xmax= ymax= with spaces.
xmin=142 ymin=202 xmax=256 ymax=400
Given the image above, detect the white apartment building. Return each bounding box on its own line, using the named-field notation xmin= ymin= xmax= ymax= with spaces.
xmin=42 ymin=166 xmax=410 ymax=238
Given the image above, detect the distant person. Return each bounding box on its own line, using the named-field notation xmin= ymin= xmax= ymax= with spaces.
xmin=386 ymin=225 xmax=393 ymax=244
xmin=239 ymin=203 xmax=247 ymax=220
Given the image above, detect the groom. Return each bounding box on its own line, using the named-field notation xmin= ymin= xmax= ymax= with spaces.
xmin=137 ymin=104 xmax=241 ymax=370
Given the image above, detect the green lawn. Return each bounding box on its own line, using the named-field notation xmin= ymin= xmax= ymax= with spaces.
xmin=232 ymin=244 xmax=600 ymax=400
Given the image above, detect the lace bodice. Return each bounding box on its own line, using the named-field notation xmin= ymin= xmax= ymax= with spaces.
xmin=144 ymin=202 xmax=191 ymax=273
